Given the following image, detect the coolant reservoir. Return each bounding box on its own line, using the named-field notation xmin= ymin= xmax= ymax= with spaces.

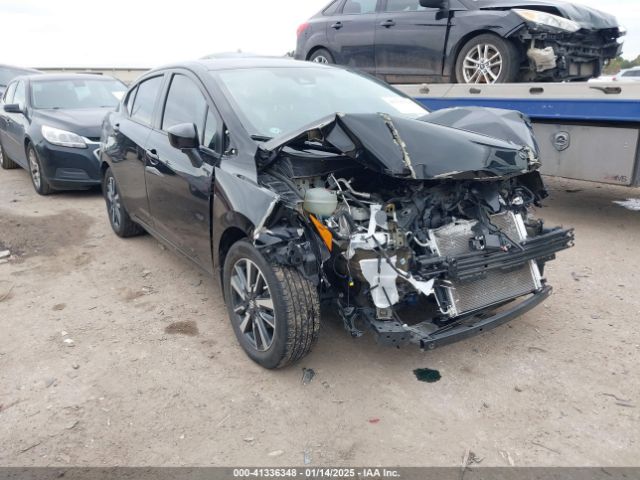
xmin=303 ymin=188 xmax=338 ymax=218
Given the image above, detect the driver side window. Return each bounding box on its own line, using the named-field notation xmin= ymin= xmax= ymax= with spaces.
xmin=384 ymin=0 xmax=427 ymax=12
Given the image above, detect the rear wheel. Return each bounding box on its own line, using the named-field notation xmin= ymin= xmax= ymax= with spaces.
xmin=308 ymin=48 xmax=334 ymax=65
xmin=27 ymin=144 xmax=53 ymax=195
xmin=455 ymin=34 xmax=520 ymax=84
xmin=103 ymin=168 xmax=144 ymax=238
xmin=223 ymin=240 xmax=320 ymax=369
xmin=0 ymin=143 xmax=19 ymax=170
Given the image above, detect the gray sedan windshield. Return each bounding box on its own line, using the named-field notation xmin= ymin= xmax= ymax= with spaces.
xmin=213 ymin=66 xmax=428 ymax=139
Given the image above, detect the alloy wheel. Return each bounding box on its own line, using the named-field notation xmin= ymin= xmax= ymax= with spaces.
xmin=28 ymin=149 xmax=41 ymax=189
xmin=106 ymin=176 xmax=122 ymax=230
xmin=312 ymin=55 xmax=329 ymax=64
xmin=230 ymin=258 xmax=276 ymax=352
xmin=0 ymin=146 xmax=4 ymax=165
xmin=463 ymin=44 xmax=503 ymax=84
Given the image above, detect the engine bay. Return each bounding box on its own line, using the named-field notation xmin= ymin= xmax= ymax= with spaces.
xmin=257 ymin=149 xmax=574 ymax=348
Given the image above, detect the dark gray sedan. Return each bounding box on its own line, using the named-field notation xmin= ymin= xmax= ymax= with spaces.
xmin=295 ymin=0 xmax=624 ymax=84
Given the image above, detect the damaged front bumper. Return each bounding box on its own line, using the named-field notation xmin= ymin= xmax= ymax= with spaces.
xmin=413 ymin=285 xmax=552 ymax=351
xmin=518 ymin=28 xmax=622 ymax=80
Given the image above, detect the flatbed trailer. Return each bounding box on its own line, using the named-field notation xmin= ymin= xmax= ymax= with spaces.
xmin=397 ymin=83 xmax=640 ymax=187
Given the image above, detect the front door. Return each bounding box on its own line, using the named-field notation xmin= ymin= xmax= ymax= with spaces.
xmin=375 ymin=0 xmax=449 ymax=80
xmin=4 ymin=80 xmax=29 ymax=164
xmin=144 ymin=72 xmax=220 ymax=271
xmin=327 ymin=0 xmax=380 ymax=73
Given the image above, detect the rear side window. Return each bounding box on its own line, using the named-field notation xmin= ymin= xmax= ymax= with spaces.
xmin=343 ymin=0 xmax=377 ymax=14
xmin=162 ymin=74 xmax=207 ymax=136
xmin=384 ymin=0 xmax=427 ymax=12
xmin=3 ymin=82 xmax=17 ymax=103
xmin=13 ymin=81 xmax=26 ymax=110
xmin=130 ymin=76 xmax=163 ymax=126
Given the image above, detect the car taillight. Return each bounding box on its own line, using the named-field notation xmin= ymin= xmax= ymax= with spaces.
xmin=297 ymin=22 xmax=310 ymax=37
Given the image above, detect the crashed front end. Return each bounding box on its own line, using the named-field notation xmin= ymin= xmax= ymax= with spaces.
xmin=507 ymin=7 xmax=624 ymax=81
xmin=254 ymin=108 xmax=574 ymax=350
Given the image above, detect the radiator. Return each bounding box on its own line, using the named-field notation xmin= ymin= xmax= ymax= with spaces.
xmin=429 ymin=212 xmax=542 ymax=316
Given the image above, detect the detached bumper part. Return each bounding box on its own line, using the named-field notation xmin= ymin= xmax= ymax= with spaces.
xmin=528 ymin=47 xmax=557 ymax=72
xmin=364 ymin=286 xmax=552 ymax=349
xmin=416 ymin=285 xmax=553 ymax=351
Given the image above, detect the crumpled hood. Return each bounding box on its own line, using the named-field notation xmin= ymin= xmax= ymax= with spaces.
xmin=33 ymin=107 xmax=112 ymax=139
xmin=471 ymin=0 xmax=619 ymax=30
xmin=258 ymin=107 xmax=540 ymax=180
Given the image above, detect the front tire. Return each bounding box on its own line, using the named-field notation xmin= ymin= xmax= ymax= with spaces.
xmin=308 ymin=48 xmax=334 ymax=65
xmin=103 ymin=167 xmax=144 ymax=238
xmin=223 ymin=240 xmax=320 ymax=369
xmin=455 ymin=34 xmax=520 ymax=84
xmin=0 ymin=142 xmax=19 ymax=170
xmin=27 ymin=144 xmax=53 ymax=195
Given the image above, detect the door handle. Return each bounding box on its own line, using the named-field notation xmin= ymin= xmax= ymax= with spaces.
xmin=380 ymin=19 xmax=396 ymax=27
xmin=331 ymin=21 xmax=343 ymax=29
xmin=146 ymin=148 xmax=160 ymax=165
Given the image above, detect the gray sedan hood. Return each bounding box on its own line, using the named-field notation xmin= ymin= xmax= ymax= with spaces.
xmin=258 ymin=107 xmax=540 ymax=180
xmin=470 ymin=0 xmax=619 ymax=29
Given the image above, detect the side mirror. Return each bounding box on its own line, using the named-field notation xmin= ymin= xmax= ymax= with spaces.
xmin=167 ymin=123 xmax=199 ymax=150
xmin=420 ymin=0 xmax=447 ymax=8
xmin=3 ymin=104 xmax=23 ymax=114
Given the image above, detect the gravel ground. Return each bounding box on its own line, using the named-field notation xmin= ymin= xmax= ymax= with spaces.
xmin=0 ymin=168 xmax=639 ymax=467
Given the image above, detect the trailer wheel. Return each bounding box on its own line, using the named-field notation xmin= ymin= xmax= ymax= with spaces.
xmin=455 ymin=34 xmax=520 ymax=84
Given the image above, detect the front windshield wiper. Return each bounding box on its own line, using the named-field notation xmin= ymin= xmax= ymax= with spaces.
xmin=250 ymin=134 xmax=273 ymax=142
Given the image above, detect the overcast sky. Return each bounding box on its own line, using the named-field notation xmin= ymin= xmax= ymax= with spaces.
xmin=1 ymin=0 xmax=638 ymax=68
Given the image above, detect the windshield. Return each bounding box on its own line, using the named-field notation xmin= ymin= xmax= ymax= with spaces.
xmin=31 ymin=79 xmax=126 ymax=109
xmin=0 ymin=67 xmax=35 ymax=87
xmin=213 ymin=66 xmax=428 ymax=139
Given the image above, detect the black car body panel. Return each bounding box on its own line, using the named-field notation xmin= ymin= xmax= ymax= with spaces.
xmin=0 ymin=73 xmax=125 ymax=190
xmin=295 ymin=0 xmax=624 ymax=83
xmin=100 ymin=58 xmax=573 ymax=357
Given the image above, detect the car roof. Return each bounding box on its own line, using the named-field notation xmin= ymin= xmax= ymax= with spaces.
xmin=22 ymin=73 xmax=120 ymax=82
xmin=151 ymin=56 xmax=326 ymax=74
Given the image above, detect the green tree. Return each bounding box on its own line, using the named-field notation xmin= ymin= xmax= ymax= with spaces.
xmin=604 ymin=54 xmax=640 ymax=75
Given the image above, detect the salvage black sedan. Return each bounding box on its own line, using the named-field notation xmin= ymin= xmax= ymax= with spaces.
xmin=295 ymin=0 xmax=624 ymax=84
xmin=0 ymin=74 xmax=126 ymax=195
xmin=100 ymin=57 xmax=573 ymax=368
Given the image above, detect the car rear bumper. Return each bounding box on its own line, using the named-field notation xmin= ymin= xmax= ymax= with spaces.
xmin=36 ymin=141 xmax=101 ymax=190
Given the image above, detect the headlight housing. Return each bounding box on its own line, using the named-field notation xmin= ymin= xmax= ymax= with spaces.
xmin=41 ymin=125 xmax=87 ymax=149
xmin=514 ymin=9 xmax=581 ymax=33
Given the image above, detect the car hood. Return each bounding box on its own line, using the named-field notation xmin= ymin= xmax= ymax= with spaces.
xmin=257 ymin=107 xmax=540 ymax=180
xmin=33 ymin=107 xmax=112 ymax=139
xmin=472 ymin=0 xmax=619 ymax=30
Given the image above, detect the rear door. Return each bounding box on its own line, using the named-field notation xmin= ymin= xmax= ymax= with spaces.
xmin=144 ymin=71 xmax=220 ymax=269
xmin=326 ymin=0 xmax=379 ymax=73
xmin=110 ymin=75 xmax=165 ymax=226
xmin=375 ymin=0 xmax=449 ymax=80
xmin=4 ymin=80 xmax=29 ymax=164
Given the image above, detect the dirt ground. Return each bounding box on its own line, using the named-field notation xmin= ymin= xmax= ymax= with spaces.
xmin=0 ymin=168 xmax=639 ymax=467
